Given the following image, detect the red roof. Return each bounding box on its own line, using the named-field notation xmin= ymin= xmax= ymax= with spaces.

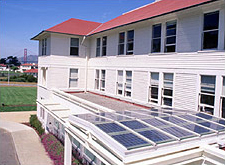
xmin=91 ymin=0 xmax=213 ymax=34
xmin=46 ymin=18 xmax=102 ymax=36
xmin=21 ymin=63 xmax=36 ymax=66
xmin=0 ymin=64 xmax=6 ymax=67
xmin=24 ymin=69 xmax=38 ymax=73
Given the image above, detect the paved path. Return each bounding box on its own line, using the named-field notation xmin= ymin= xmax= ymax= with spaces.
xmin=0 ymin=83 xmax=37 ymax=87
xmin=0 ymin=120 xmax=53 ymax=165
xmin=0 ymin=111 xmax=36 ymax=123
xmin=0 ymin=128 xmax=19 ymax=165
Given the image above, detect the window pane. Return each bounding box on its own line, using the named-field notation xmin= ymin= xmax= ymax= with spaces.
xmin=201 ymin=94 xmax=215 ymax=106
xmin=151 ymin=72 xmax=159 ymax=81
xmin=101 ymin=70 xmax=105 ymax=79
xmin=152 ymin=24 xmax=161 ymax=38
xmin=166 ymin=29 xmax=176 ymax=36
xmin=97 ymin=38 xmax=101 ymax=46
xmin=127 ymin=43 xmax=133 ymax=51
xmin=119 ymin=32 xmax=125 ymax=43
xmin=69 ymin=79 xmax=78 ymax=88
xmin=164 ymin=89 xmax=173 ymax=96
xmin=70 ymin=47 xmax=78 ymax=56
xmin=166 ymin=36 xmax=176 ymax=44
xmin=203 ymin=30 xmax=218 ymax=49
xmin=201 ymin=75 xmax=215 ymax=84
xmin=223 ymin=78 xmax=225 ymax=96
xmin=102 ymin=47 xmax=106 ymax=56
xmin=118 ymin=71 xmax=123 ymax=82
xmin=126 ymin=71 xmax=132 ymax=78
xmin=96 ymin=48 xmax=100 ymax=57
xmin=222 ymin=98 xmax=225 ymax=118
xmin=127 ymin=30 xmax=134 ymax=42
xmin=70 ymin=69 xmax=78 ymax=78
xmin=152 ymin=39 xmax=161 ymax=53
xmin=118 ymin=44 xmax=124 ymax=55
xmin=164 ymin=98 xmax=172 ymax=106
xmin=165 ymin=45 xmax=175 ymax=52
xmin=151 ymin=87 xmax=158 ymax=99
xmin=71 ymin=38 xmax=79 ymax=47
xmin=102 ymin=36 xmax=107 ymax=46
xmin=204 ymin=11 xmax=219 ymax=31
xmin=164 ymin=73 xmax=173 ymax=81
xmin=96 ymin=70 xmax=99 ymax=78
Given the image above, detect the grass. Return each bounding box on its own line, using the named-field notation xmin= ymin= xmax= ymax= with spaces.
xmin=0 ymin=86 xmax=37 ymax=112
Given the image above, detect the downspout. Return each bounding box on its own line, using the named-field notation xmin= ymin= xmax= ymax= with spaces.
xmin=81 ymin=36 xmax=88 ymax=93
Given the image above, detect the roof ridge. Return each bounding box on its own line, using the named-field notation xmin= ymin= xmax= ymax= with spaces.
xmin=86 ymin=23 xmax=104 ymax=36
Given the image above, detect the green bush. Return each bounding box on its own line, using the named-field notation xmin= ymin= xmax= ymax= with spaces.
xmin=27 ymin=75 xmax=37 ymax=82
xmin=30 ymin=115 xmax=45 ymax=135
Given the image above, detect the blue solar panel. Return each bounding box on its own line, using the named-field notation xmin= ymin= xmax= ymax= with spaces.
xmin=161 ymin=116 xmax=187 ymax=124
xmin=138 ymin=129 xmax=175 ymax=144
xmin=181 ymin=124 xmax=213 ymax=135
xmin=195 ymin=113 xmax=225 ymax=125
xmin=179 ymin=115 xmax=225 ymax=132
xmin=99 ymin=112 xmax=131 ymax=121
xmin=120 ymin=120 xmax=148 ymax=130
xmin=161 ymin=127 xmax=196 ymax=139
xmin=111 ymin=133 xmax=150 ymax=149
xmin=143 ymin=118 xmax=168 ymax=127
xmin=96 ymin=123 xmax=126 ymax=133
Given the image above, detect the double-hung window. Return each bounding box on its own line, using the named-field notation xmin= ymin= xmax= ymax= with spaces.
xmin=70 ymin=38 xmax=79 ymax=56
xmin=42 ymin=67 xmax=47 ymax=86
xmin=125 ymin=71 xmax=132 ymax=97
xmin=102 ymin=36 xmax=107 ymax=56
xmin=96 ymin=38 xmax=101 ymax=57
xmin=42 ymin=38 xmax=47 ymax=55
xmin=152 ymin=24 xmax=161 ymax=53
xmin=165 ymin=21 xmax=176 ymax=52
xmin=95 ymin=70 xmax=100 ymax=89
xmin=118 ymin=32 xmax=125 ymax=55
xmin=199 ymin=75 xmax=216 ymax=115
xmin=203 ymin=11 xmax=219 ymax=49
xmin=222 ymin=77 xmax=225 ymax=118
xmin=163 ymin=73 xmax=173 ymax=106
xmin=69 ymin=69 xmax=78 ymax=88
xmin=100 ymin=70 xmax=106 ymax=91
xmin=95 ymin=69 xmax=106 ymax=91
xmin=149 ymin=72 xmax=159 ymax=103
xmin=117 ymin=70 xmax=123 ymax=95
xmin=126 ymin=30 xmax=134 ymax=55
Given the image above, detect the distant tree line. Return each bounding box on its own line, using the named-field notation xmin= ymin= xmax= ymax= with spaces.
xmin=0 ymin=56 xmax=21 ymax=66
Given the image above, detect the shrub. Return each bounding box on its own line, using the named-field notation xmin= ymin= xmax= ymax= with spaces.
xmin=29 ymin=115 xmax=45 ymax=135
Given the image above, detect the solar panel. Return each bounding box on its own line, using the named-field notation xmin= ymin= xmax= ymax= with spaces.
xmin=143 ymin=118 xmax=168 ymax=127
xmin=161 ymin=116 xmax=187 ymax=124
xmin=179 ymin=115 xmax=225 ymax=132
xmin=116 ymin=111 xmax=148 ymax=119
xmin=120 ymin=120 xmax=148 ymax=130
xmin=111 ymin=133 xmax=150 ymax=149
xmin=75 ymin=113 xmax=111 ymax=123
xmin=161 ymin=126 xmax=196 ymax=139
xmin=96 ymin=122 xmax=126 ymax=133
xmin=138 ymin=129 xmax=175 ymax=144
xmin=181 ymin=124 xmax=213 ymax=135
xmin=98 ymin=112 xmax=131 ymax=121
xmin=195 ymin=113 xmax=225 ymax=125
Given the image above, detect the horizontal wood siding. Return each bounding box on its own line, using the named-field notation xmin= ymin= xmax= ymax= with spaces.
xmin=48 ymin=67 xmax=68 ymax=89
xmin=174 ymin=73 xmax=198 ymax=111
xmin=105 ymin=69 xmax=116 ymax=95
xmin=132 ymin=71 xmax=148 ymax=102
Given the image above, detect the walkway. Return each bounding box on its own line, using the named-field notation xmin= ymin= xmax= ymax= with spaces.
xmin=0 ymin=120 xmax=53 ymax=165
xmin=0 ymin=111 xmax=36 ymax=123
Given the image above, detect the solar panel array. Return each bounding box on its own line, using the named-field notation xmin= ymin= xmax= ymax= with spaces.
xmin=74 ymin=108 xmax=225 ymax=150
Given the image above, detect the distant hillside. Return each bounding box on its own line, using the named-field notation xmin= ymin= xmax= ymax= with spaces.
xmin=18 ymin=55 xmax=38 ymax=64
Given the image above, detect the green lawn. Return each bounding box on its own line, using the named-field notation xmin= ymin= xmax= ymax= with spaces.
xmin=0 ymin=86 xmax=37 ymax=112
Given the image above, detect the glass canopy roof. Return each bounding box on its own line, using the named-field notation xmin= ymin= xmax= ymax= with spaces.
xmin=72 ymin=108 xmax=225 ymax=150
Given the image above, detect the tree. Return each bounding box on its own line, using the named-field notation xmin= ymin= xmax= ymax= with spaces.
xmin=10 ymin=66 xmax=19 ymax=71
xmin=7 ymin=56 xmax=21 ymax=66
xmin=0 ymin=58 xmax=6 ymax=64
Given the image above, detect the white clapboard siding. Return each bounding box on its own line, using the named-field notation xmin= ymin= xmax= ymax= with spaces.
xmin=87 ymin=69 xmax=95 ymax=90
xmin=48 ymin=67 xmax=69 ymax=89
xmin=174 ymin=73 xmax=198 ymax=111
xmin=78 ymin=68 xmax=85 ymax=89
xmin=105 ymin=69 xmax=116 ymax=95
xmin=132 ymin=71 xmax=149 ymax=102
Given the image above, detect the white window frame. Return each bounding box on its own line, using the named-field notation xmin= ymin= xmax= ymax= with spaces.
xmin=118 ymin=32 xmax=125 ymax=55
xmin=126 ymin=30 xmax=134 ymax=55
xmin=116 ymin=70 xmax=132 ymax=98
xmin=220 ymin=76 xmax=225 ymax=118
xmin=165 ymin=20 xmax=177 ymax=53
xmin=117 ymin=70 xmax=124 ymax=96
xmin=96 ymin=38 xmax=101 ymax=57
xmin=199 ymin=75 xmax=216 ymax=115
xmin=149 ymin=72 xmax=159 ymax=104
xmin=162 ymin=73 xmax=174 ymax=107
xmin=100 ymin=70 xmax=106 ymax=91
xmin=69 ymin=68 xmax=78 ymax=88
xmin=202 ymin=11 xmax=219 ymax=50
xmin=152 ymin=24 xmax=162 ymax=53
xmin=95 ymin=69 xmax=106 ymax=91
xmin=96 ymin=36 xmax=107 ymax=57
xmin=41 ymin=67 xmax=47 ymax=86
xmin=70 ymin=38 xmax=79 ymax=56
xmin=102 ymin=36 xmax=107 ymax=56
xmin=41 ymin=38 xmax=47 ymax=55
xmin=118 ymin=30 xmax=134 ymax=55
xmin=95 ymin=70 xmax=100 ymax=89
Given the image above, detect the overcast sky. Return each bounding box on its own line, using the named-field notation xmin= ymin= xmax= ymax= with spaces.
xmin=0 ymin=0 xmax=154 ymax=58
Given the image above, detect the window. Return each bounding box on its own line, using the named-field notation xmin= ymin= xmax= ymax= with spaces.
xmin=72 ymin=138 xmax=80 ymax=149
xmin=117 ymin=70 xmax=123 ymax=95
xmin=126 ymin=30 xmax=134 ymax=55
xmin=118 ymin=32 xmax=125 ymax=55
xmin=40 ymin=107 xmax=45 ymax=119
xmin=221 ymin=77 xmax=225 ymax=118
xmin=152 ymin=24 xmax=161 ymax=53
xmin=95 ymin=70 xmax=100 ymax=89
xmin=125 ymin=71 xmax=132 ymax=97
xmin=42 ymin=38 xmax=47 ymax=55
xmin=102 ymin=36 xmax=107 ymax=56
xmin=42 ymin=67 xmax=47 ymax=86
xmin=84 ymin=148 xmax=96 ymax=163
xmin=165 ymin=21 xmax=176 ymax=52
xmin=199 ymin=75 xmax=216 ymax=115
xmin=69 ymin=69 xmax=78 ymax=88
xmin=203 ymin=11 xmax=219 ymax=49
xmin=100 ymin=70 xmax=106 ymax=91
xmin=96 ymin=38 xmax=101 ymax=57
xmin=95 ymin=69 xmax=106 ymax=91
xmin=163 ymin=73 xmax=173 ymax=106
xmin=70 ymin=38 xmax=79 ymax=56
xmin=149 ymin=72 xmax=159 ymax=103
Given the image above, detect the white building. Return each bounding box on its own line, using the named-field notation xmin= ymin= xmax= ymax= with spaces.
xmin=18 ymin=63 xmax=38 ymax=73
xmin=32 ymin=0 xmax=225 ymax=164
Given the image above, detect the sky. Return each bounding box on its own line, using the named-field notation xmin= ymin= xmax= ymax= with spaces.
xmin=0 ymin=0 xmax=154 ymax=58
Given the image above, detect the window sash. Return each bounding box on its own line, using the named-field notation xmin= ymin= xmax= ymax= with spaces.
xmin=118 ymin=32 xmax=125 ymax=55
xmin=126 ymin=30 xmax=134 ymax=55
xmin=152 ymin=24 xmax=161 ymax=53
xmin=165 ymin=21 xmax=176 ymax=52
